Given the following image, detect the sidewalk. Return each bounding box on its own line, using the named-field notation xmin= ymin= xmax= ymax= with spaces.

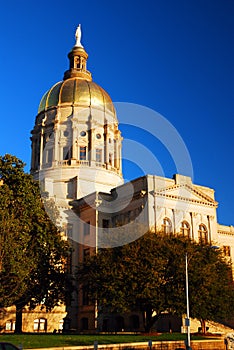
xmin=27 ymin=339 xmax=225 ymax=350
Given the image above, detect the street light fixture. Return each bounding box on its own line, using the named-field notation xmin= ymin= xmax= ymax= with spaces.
xmin=185 ymin=253 xmax=191 ymax=350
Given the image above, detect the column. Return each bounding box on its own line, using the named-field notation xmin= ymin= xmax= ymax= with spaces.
xmin=104 ymin=124 xmax=109 ymax=167
xmin=39 ymin=128 xmax=44 ymax=169
xmin=207 ymin=215 xmax=212 ymax=244
xmin=53 ymin=124 xmax=59 ymax=165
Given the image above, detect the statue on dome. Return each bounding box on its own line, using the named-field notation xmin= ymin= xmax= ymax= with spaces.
xmin=75 ymin=24 xmax=83 ymax=47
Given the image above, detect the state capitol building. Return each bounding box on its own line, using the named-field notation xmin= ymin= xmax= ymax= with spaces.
xmin=1 ymin=26 xmax=233 ymax=333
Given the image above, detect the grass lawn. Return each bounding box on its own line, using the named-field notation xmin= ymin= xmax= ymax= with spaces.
xmin=0 ymin=333 xmax=207 ymax=349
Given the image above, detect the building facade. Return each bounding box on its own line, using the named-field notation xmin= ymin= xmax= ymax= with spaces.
xmin=1 ymin=26 xmax=233 ymax=333
xmin=70 ymin=173 xmax=233 ymax=332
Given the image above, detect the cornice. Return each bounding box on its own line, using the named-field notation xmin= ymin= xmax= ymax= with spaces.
xmin=155 ymin=183 xmax=217 ymax=207
xmin=218 ymin=230 xmax=234 ymax=236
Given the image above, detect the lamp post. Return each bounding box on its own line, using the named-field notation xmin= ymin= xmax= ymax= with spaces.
xmin=185 ymin=245 xmax=219 ymax=350
xmin=185 ymin=253 xmax=191 ymax=350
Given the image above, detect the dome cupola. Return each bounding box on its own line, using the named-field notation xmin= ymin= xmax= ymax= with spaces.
xmin=63 ymin=25 xmax=92 ymax=81
xmin=30 ymin=25 xmax=123 ymax=200
xmin=37 ymin=24 xmax=116 ymax=118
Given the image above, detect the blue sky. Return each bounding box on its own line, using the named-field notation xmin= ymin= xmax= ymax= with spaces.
xmin=0 ymin=0 xmax=233 ymax=225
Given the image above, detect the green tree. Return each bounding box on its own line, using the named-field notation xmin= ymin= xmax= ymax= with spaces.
xmin=187 ymin=244 xmax=234 ymax=333
xmin=77 ymin=232 xmax=234 ymax=332
xmin=0 ymin=154 xmax=73 ymax=333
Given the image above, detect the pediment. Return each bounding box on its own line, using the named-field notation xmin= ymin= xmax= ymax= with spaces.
xmin=155 ymin=184 xmax=217 ymax=206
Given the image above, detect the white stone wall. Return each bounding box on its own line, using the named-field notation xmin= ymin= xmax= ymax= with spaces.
xmin=146 ymin=174 xmax=218 ymax=243
xmin=218 ymin=224 xmax=234 ymax=274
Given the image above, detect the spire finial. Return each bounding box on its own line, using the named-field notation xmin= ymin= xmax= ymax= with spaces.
xmin=75 ymin=24 xmax=83 ymax=48
xmin=63 ymin=24 xmax=92 ymax=80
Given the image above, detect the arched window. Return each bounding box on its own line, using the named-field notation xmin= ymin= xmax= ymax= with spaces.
xmin=81 ymin=317 xmax=88 ymax=330
xmin=102 ymin=318 xmax=110 ymax=332
xmin=198 ymin=224 xmax=208 ymax=244
xmin=180 ymin=221 xmax=190 ymax=237
xmin=162 ymin=218 xmax=172 ymax=234
xmin=115 ymin=316 xmax=125 ymax=332
xmin=129 ymin=315 xmax=140 ymax=330
xmin=33 ymin=318 xmax=47 ymax=332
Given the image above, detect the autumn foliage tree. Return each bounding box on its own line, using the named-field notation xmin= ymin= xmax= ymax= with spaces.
xmin=0 ymin=154 xmax=73 ymax=333
xmin=77 ymin=231 xmax=234 ymax=332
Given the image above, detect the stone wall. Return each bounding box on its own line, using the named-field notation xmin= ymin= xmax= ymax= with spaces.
xmin=0 ymin=305 xmax=67 ymax=333
xmin=28 ymin=339 xmax=226 ymax=350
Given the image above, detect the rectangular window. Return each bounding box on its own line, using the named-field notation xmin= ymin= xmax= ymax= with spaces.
xmin=84 ymin=221 xmax=90 ymax=235
xmin=63 ymin=146 xmax=71 ymax=160
xmin=96 ymin=148 xmax=102 ymax=163
xmin=67 ymin=223 xmax=73 ymax=237
xmin=114 ymin=139 xmax=117 ymax=167
xmin=67 ymin=178 xmax=77 ymax=199
xmin=103 ymin=219 xmax=109 ymax=233
xmin=5 ymin=321 xmax=15 ymax=331
xmin=47 ymin=148 xmax=53 ymax=164
xmin=80 ymin=146 xmax=87 ymax=160
xmin=102 ymin=219 xmax=109 ymax=228
xmin=39 ymin=319 xmax=46 ymax=331
xmin=82 ymin=285 xmax=90 ymax=305
xmin=66 ymin=251 xmax=72 ymax=274
xmin=109 ymin=153 xmax=112 ymax=165
xmin=83 ymin=248 xmax=90 ymax=262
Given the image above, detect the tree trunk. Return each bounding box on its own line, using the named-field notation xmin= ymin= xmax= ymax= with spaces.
xmin=143 ymin=307 xmax=158 ymax=333
xmin=146 ymin=307 xmax=153 ymax=332
xmin=200 ymin=319 xmax=206 ymax=334
xmin=142 ymin=310 xmax=146 ymax=331
xmin=15 ymin=303 xmax=23 ymax=333
xmin=142 ymin=308 xmax=152 ymax=332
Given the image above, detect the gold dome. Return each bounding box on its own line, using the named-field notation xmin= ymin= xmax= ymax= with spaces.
xmin=38 ymin=78 xmax=116 ymax=117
